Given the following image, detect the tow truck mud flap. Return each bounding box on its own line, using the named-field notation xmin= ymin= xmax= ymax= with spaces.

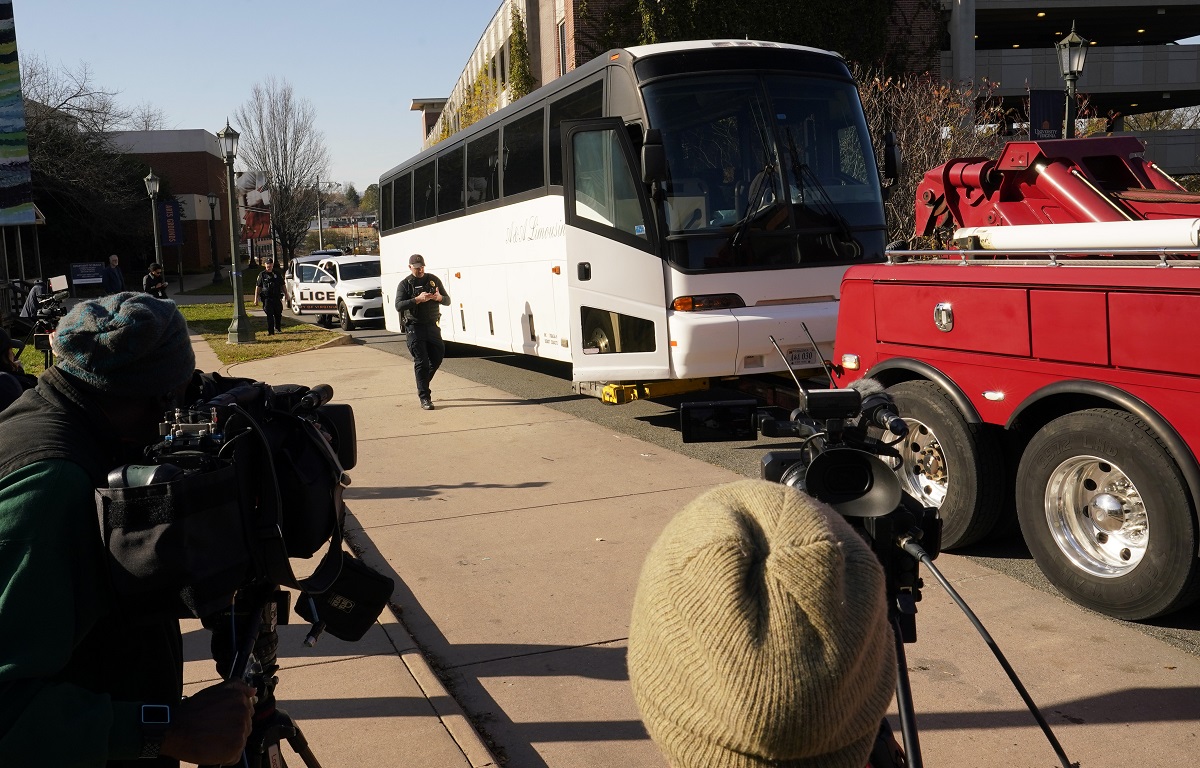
xmin=572 ymin=379 xmax=710 ymax=404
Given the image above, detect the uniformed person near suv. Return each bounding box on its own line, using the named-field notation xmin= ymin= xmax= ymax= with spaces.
xmin=395 ymin=253 xmax=451 ymax=410
xmin=254 ymin=257 xmax=285 ymax=335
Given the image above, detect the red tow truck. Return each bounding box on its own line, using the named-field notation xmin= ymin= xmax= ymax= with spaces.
xmin=833 ymin=136 xmax=1200 ymax=620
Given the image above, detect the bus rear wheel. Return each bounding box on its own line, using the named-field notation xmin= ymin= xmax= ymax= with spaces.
xmin=884 ymin=380 xmax=1004 ymax=549
xmin=1016 ymin=409 xmax=1200 ymax=620
xmin=583 ymin=311 xmax=615 ymax=354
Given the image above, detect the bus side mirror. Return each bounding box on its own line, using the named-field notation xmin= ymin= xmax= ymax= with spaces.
xmin=642 ymin=128 xmax=666 ymax=184
xmin=883 ymin=131 xmax=902 ymax=181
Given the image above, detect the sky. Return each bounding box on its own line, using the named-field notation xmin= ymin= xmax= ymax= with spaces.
xmin=14 ymin=0 xmax=508 ymax=194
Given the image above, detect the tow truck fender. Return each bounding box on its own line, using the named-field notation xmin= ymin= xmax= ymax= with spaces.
xmin=863 ymin=358 xmax=983 ymax=424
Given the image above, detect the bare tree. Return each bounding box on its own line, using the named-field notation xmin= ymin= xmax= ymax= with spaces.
xmin=21 ymin=54 xmax=133 ymax=132
xmin=20 ymin=54 xmax=168 ymax=267
xmin=853 ymin=66 xmax=1010 ymax=244
xmin=127 ymin=101 xmax=170 ymax=131
xmin=1123 ymin=105 xmax=1200 ymax=131
xmin=233 ymin=77 xmax=330 ymax=258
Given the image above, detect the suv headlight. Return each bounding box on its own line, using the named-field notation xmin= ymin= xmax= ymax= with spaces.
xmin=346 ymin=290 xmax=365 ymax=298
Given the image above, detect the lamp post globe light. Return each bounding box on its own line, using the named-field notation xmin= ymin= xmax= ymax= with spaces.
xmin=207 ymin=192 xmax=221 ymax=284
xmin=218 ymin=121 xmax=254 ymax=343
xmin=143 ymin=169 xmax=164 ymax=280
xmin=1056 ymin=22 xmax=1089 ymax=139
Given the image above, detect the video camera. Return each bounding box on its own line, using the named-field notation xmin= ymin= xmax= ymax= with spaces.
xmin=680 ymin=333 xmax=1076 ymax=768
xmin=96 ymin=378 xmax=395 ymax=766
xmin=681 ymin=378 xmax=941 ymax=640
xmin=96 ymin=379 xmax=392 ymax=643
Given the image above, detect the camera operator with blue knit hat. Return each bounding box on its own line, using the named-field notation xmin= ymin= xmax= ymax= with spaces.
xmin=0 ymin=292 xmax=254 ymax=767
xmin=628 ymin=479 xmax=897 ymax=768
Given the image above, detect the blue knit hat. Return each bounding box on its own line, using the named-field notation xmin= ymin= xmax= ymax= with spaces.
xmin=52 ymin=291 xmax=195 ymax=396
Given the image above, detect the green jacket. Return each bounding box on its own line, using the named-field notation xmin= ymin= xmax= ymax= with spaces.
xmin=0 ymin=371 xmax=182 ymax=767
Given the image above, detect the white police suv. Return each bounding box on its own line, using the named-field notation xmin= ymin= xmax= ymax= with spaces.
xmin=291 ymin=253 xmax=382 ymax=331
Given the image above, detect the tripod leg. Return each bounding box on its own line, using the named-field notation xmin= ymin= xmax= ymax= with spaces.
xmin=285 ymin=720 xmax=323 ymax=768
xmin=892 ymin=616 xmax=924 ymax=768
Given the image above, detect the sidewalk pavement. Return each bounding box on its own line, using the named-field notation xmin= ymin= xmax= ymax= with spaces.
xmin=178 ymin=281 xmax=1200 ymax=768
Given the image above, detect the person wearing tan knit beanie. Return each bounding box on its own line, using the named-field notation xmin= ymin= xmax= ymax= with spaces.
xmin=628 ymin=479 xmax=896 ymax=768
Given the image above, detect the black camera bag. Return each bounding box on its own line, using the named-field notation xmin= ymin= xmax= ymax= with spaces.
xmin=296 ymin=550 xmax=395 ymax=642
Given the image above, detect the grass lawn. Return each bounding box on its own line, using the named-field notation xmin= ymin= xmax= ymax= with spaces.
xmin=16 ymin=302 xmax=344 ymax=375
xmin=17 ymin=342 xmax=52 ymax=377
xmin=178 ymin=303 xmax=344 ymax=365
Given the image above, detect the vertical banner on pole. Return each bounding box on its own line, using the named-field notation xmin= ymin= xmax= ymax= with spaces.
xmin=157 ymin=200 xmax=184 ymax=292
xmin=0 ymin=1 xmax=34 ymax=227
xmin=1029 ymin=90 xmax=1065 ymax=140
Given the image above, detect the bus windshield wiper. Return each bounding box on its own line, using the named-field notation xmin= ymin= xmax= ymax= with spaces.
xmin=783 ymin=129 xmax=862 ymax=258
xmin=731 ymin=163 xmax=776 ymax=247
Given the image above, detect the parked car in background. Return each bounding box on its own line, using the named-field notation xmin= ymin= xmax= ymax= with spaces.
xmin=292 ymin=253 xmax=383 ymax=330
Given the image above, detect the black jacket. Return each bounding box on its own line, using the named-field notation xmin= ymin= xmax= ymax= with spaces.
xmin=395 ymin=272 xmax=450 ymax=328
xmin=0 ymin=370 xmax=182 ymax=767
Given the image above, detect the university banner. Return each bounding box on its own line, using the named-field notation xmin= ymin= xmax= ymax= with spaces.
xmin=158 ymin=199 xmax=184 ymax=246
xmin=1029 ymin=90 xmax=1064 ymax=140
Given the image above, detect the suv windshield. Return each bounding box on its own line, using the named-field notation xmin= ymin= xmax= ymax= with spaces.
xmin=642 ymin=73 xmax=885 ymax=271
xmin=338 ymin=261 xmax=381 ymax=281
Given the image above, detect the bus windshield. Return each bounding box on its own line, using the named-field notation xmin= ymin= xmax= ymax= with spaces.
xmin=642 ymin=74 xmax=885 ymax=271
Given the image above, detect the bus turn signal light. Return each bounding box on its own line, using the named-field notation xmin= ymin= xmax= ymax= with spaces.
xmin=671 ymin=294 xmax=746 ymax=312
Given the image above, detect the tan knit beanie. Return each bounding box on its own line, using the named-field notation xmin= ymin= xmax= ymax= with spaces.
xmin=628 ymin=479 xmax=895 ymax=768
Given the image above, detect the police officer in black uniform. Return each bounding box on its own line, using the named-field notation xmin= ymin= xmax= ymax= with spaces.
xmin=395 ymin=253 xmax=451 ymax=410
xmin=254 ymin=257 xmax=285 ymax=335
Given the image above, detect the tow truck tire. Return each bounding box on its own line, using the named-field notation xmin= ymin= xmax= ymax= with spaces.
xmin=1016 ymin=409 xmax=1200 ymax=620
xmin=338 ymin=300 xmax=355 ymax=331
xmin=885 ymin=380 xmax=1004 ymax=549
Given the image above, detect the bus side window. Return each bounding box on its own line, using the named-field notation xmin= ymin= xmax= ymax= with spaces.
xmin=395 ymin=172 xmax=413 ymax=227
xmin=549 ymin=80 xmax=603 ymax=187
xmin=414 ymin=161 xmax=436 ymax=221
xmin=467 ymin=130 xmax=499 ymax=207
xmin=503 ymin=108 xmax=545 ymax=197
xmin=381 ymin=181 xmax=394 ymax=231
xmin=438 ymin=145 xmax=465 ymax=216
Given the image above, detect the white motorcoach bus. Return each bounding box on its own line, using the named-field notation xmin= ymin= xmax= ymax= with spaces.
xmin=377 ymin=40 xmax=888 ymax=395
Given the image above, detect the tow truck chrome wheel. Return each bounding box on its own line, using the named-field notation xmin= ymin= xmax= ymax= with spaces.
xmin=1044 ymin=456 xmax=1147 ymax=576
xmin=892 ymin=419 xmax=948 ymax=508
xmin=883 ymin=380 xmax=1004 ymax=549
xmin=1017 ymin=408 xmax=1200 ymax=620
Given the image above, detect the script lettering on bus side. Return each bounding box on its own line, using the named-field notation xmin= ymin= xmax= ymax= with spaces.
xmin=506 ymin=216 xmax=566 ymax=243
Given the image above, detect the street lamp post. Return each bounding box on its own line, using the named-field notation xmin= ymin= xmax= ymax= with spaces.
xmin=207 ymin=192 xmax=221 ymax=283
xmin=315 ymin=179 xmax=339 ymax=250
xmin=217 ymin=121 xmax=253 ymax=343
xmin=143 ymin=170 xmax=166 ymax=287
xmin=1056 ymin=22 xmax=1089 ymax=139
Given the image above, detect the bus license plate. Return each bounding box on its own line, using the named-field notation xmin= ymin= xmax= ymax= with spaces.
xmin=787 ymin=347 xmax=816 ymax=366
